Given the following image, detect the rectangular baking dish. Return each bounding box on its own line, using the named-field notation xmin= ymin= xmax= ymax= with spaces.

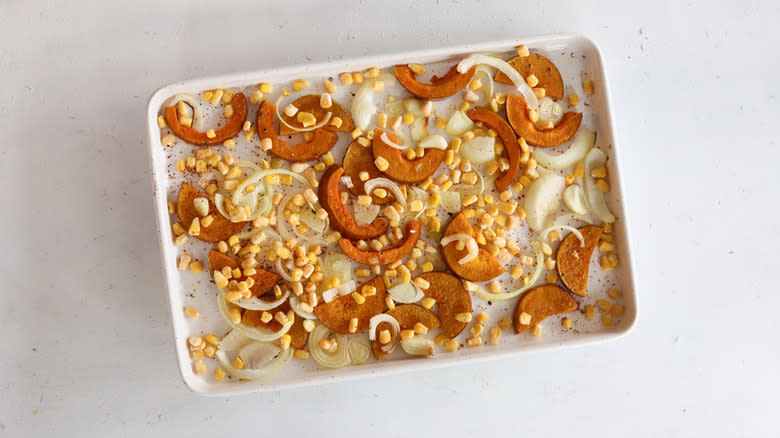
xmin=146 ymin=33 xmax=638 ymax=395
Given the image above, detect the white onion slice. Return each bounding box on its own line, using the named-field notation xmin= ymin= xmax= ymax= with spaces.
xmin=441 ymin=233 xmax=479 ymax=264
xmin=445 ymin=110 xmax=474 ymax=136
xmin=379 ymin=131 xmax=406 ymax=150
xmin=300 ymin=209 xmax=327 ymax=233
xmin=340 ymin=176 xmax=354 ymax=189
xmin=533 ymin=129 xmax=596 ymax=170
xmin=472 ymin=241 xmax=544 ymax=302
xmin=352 ymin=72 xmax=395 ymax=131
xmin=353 ymin=204 xmax=380 ymax=227
xmin=310 ymin=324 xmax=351 ymax=368
xmin=474 ymin=65 xmax=496 ymax=100
xmin=274 ymin=95 xmax=332 ymax=133
xmin=230 ymin=289 xmax=290 ymax=311
xmin=321 ymin=288 xmax=339 ymax=303
xmin=166 ymin=93 xmax=205 ymax=131
xmin=348 ymin=337 xmax=372 ymax=365
xmin=215 ymin=338 xmax=292 ymax=381
xmin=387 ymin=282 xmax=424 ymax=304
xmin=440 ymin=191 xmax=462 ymax=214
xmin=402 ymin=97 xmax=425 ymax=117
xmin=337 ymin=280 xmax=357 ymax=297
xmin=457 ymin=54 xmax=538 ymax=108
xmin=410 ymin=117 xmax=428 ymax=142
xmin=319 ymin=253 xmax=354 ymax=286
xmin=364 ymin=178 xmax=406 ymax=207
xmin=584 ymin=148 xmax=616 ymax=224
xmin=369 ymin=314 xmax=400 ymax=352
xmin=275 ymin=258 xmax=294 ymax=282
xmin=289 ymin=296 xmax=318 ymax=320
xmin=418 ymin=135 xmax=448 ymax=150
xmin=537 ymin=97 xmax=564 ymax=126
xmin=385 ymin=100 xmax=404 ymax=116
xmin=400 ymin=336 xmax=435 ymax=356
xmin=540 ymin=224 xmax=585 ymax=247
xmin=275 ymin=189 xmax=303 ymax=241
xmin=524 ymin=173 xmax=566 ymax=232
xmin=216 ymin=293 xmax=293 ymax=342
xmin=460 ymin=136 xmax=496 ymax=164
xmin=563 ymin=184 xmax=589 ymax=215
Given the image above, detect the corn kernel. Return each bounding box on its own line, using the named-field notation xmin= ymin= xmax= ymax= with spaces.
xmin=413 ymin=322 xmax=428 ymax=334
xmin=445 ymin=339 xmax=459 ymax=352
xmin=574 ymin=163 xmax=585 ymax=178
xmin=531 ymin=324 xmax=543 ymax=336
xmin=498 ymin=317 xmax=512 ymax=331
xmin=608 ymin=288 xmax=621 ymax=299
xmin=374 ymin=156 xmax=389 ymax=171
xmin=584 ymin=304 xmax=595 ymax=320
xmin=596 ymin=179 xmax=610 ymax=192
xmin=526 ymin=74 xmax=539 ymax=87
xmin=602 ymin=313 xmax=614 ymax=326
xmin=467 ymin=336 xmax=482 ymax=347
xmin=193 ymin=360 xmax=207 ymax=375
xmin=184 ymin=306 xmax=199 ymax=319
xmin=583 ymin=79 xmax=594 ymax=95
xmin=600 ymin=254 xmax=619 ymax=270
xmin=408 ymin=63 xmax=425 ymax=75
xmin=489 ymin=326 xmax=502 ymax=344
xmin=455 ymin=312 xmax=472 ymax=323
xmin=597 ymin=299 xmax=613 ymax=312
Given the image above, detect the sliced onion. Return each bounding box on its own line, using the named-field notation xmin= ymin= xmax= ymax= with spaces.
xmin=166 ymin=93 xmax=205 ymax=131
xmin=379 ymin=131 xmax=407 ymax=150
xmin=563 ymin=184 xmax=588 ymax=215
xmin=387 ymin=282 xmax=424 ymax=304
xmin=441 ymin=233 xmax=479 ymax=265
xmin=537 ymin=97 xmax=564 ymax=126
xmin=276 ymin=189 xmax=303 ymax=241
xmin=322 ymin=288 xmax=339 ymax=303
xmin=340 ymin=176 xmax=354 ymax=189
xmin=217 ymin=293 xmax=293 ymax=341
xmin=353 ymin=204 xmax=380 ymax=227
xmin=533 ymin=129 xmax=596 ymax=170
xmin=410 ymin=117 xmax=428 ymax=142
xmin=364 ymin=178 xmax=406 ymax=208
xmin=584 ymin=148 xmax=616 ymax=224
xmin=215 ymin=340 xmax=293 ymax=380
xmin=440 ymin=191 xmax=462 ymax=213
xmin=402 ymin=97 xmax=425 ymax=117
xmin=300 ymin=209 xmax=327 ymax=233
xmin=472 ymin=241 xmax=544 ymax=302
xmin=457 ymin=54 xmax=538 ymax=109
xmin=275 ymin=258 xmax=294 ymax=282
xmin=289 ymin=296 xmax=318 ymax=320
xmin=310 ymin=324 xmax=351 ymax=368
xmin=385 ymin=100 xmax=404 ymax=116
xmin=229 ymin=289 xmax=290 ymax=311
xmin=319 ymin=253 xmax=354 ymax=286
xmin=274 ymin=95 xmax=332 ymax=133
xmin=348 ymin=337 xmax=372 ymax=365
xmin=460 ymin=136 xmax=496 ymax=164
xmin=418 ymin=135 xmax=448 ymax=150
xmin=400 ymin=336 xmax=435 ymax=356
xmin=540 ymin=224 xmax=585 ymax=247
xmin=352 ymin=72 xmax=395 ymax=131
xmin=474 ymin=65 xmax=496 ymax=100
xmin=369 ymin=314 xmax=400 ymax=352
xmin=445 ymin=110 xmax=474 ymax=136
xmin=321 ymin=280 xmax=356 ymax=303
xmin=524 ymin=173 xmax=566 ymax=232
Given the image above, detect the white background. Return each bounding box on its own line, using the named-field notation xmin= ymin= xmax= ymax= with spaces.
xmin=1 ymin=0 xmax=778 ymax=436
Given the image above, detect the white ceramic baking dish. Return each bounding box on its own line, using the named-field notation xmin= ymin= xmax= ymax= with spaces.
xmin=146 ymin=33 xmax=637 ymax=396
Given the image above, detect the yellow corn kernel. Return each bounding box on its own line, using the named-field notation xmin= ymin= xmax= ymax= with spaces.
xmin=184 ymin=306 xmax=199 ymax=319
xmin=516 ymin=44 xmax=530 ymax=57
xmin=467 ymin=336 xmax=483 ymax=347
xmin=445 ymin=339 xmax=459 ymax=352
xmin=611 ymin=304 xmax=624 ymax=317
xmin=161 ymin=134 xmax=176 ymax=146
xmin=249 ymin=89 xmax=263 ymax=105
xmin=413 ymin=322 xmax=428 ymax=335
xmin=339 ymin=73 xmax=353 ymax=85
xmin=256 ymin=82 xmax=271 ymax=94
xmin=455 ymin=312 xmax=472 ymax=323
xmin=600 ymin=254 xmax=619 ymax=270
xmin=408 ymin=63 xmax=425 ymax=75
xmin=519 ymin=312 xmax=532 ymax=326
xmin=608 ymin=288 xmax=621 ymax=300
xmin=597 ymin=299 xmax=613 ymax=312
xmin=231 ymin=356 xmax=245 ymax=370
xmin=489 ymin=326 xmax=502 ymax=344
xmin=189 ymin=260 xmax=204 ymax=274
xmin=399 ymin=329 xmax=415 ymax=341
xmin=567 ymin=93 xmax=580 ymax=105
xmin=526 ymin=74 xmax=539 ymax=88
xmin=574 ymin=163 xmax=585 ymax=178
xmin=212 ymin=367 xmax=226 ymax=381
xmin=352 ymin=72 xmax=364 ymax=84
xmin=497 ymin=317 xmax=511 ymax=331
xmin=421 ymin=297 xmax=436 ymax=309
xmin=583 ymin=79 xmax=594 ymax=95
xmin=434 ymin=334 xmax=448 ymax=345
xmin=602 ymin=313 xmax=614 ymax=326
xmin=292 ymin=79 xmax=309 ymax=92
xmin=584 ymin=304 xmax=595 ymax=320
xmin=323 ymin=79 xmax=337 ymax=94
xmin=351 ymin=291 xmax=366 ymax=305
xmin=192 ymin=360 xmax=207 ymax=375
xmin=470 ymin=323 xmax=483 ymax=337
xmin=562 ymin=317 xmax=573 ymax=328
xmin=531 ymin=324 xmax=543 ymax=336
xmin=402 ymin=112 xmax=414 ymax=125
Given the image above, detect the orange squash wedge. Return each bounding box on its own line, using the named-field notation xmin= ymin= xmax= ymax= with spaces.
xmin=417 ymin=272 xmax=472 ymax=338
xmin=394 ymin=64 xmax=476 ymax=100
xmin=339 ymin=221 xmax=421 ymax=266
xmin=176 ymin=183 xmax=244 ymax=243
xmin=506 ymin=95 xmax=582 ymax=147
xmin=164 ymin=93 xmax=247 ymax=146
xmin=513 ymin=284 xmax=578 ymax=333
xmin=372 ymin=305 xmax=441 ymax=359
xmin=319 ymin=164 xmax=389 ymax=240
xmin=441 ymin=213 xmax=504 ymax=282
xmin=466 ymin=108 xmax=521 ymax=191
xmin=556 ymin=226 xmax=603 ymax=297
xmin=278 ymin=94 xmax=354 ymax=136
xmin=256 ymin=100 xmax=338 ymax=162
xmin=313 ymin=276 xmax=387 ymax=335
xmin=342 ymin=141 xmax=392 ymax=205
xmin=372 ymin=129 xmax=444 ymax=184
xmin=494 ymin=54 xmax=565 ymax=100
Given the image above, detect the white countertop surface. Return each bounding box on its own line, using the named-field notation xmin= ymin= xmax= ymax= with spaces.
xmin=2 ymin=1 xmax=778 ymax=436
